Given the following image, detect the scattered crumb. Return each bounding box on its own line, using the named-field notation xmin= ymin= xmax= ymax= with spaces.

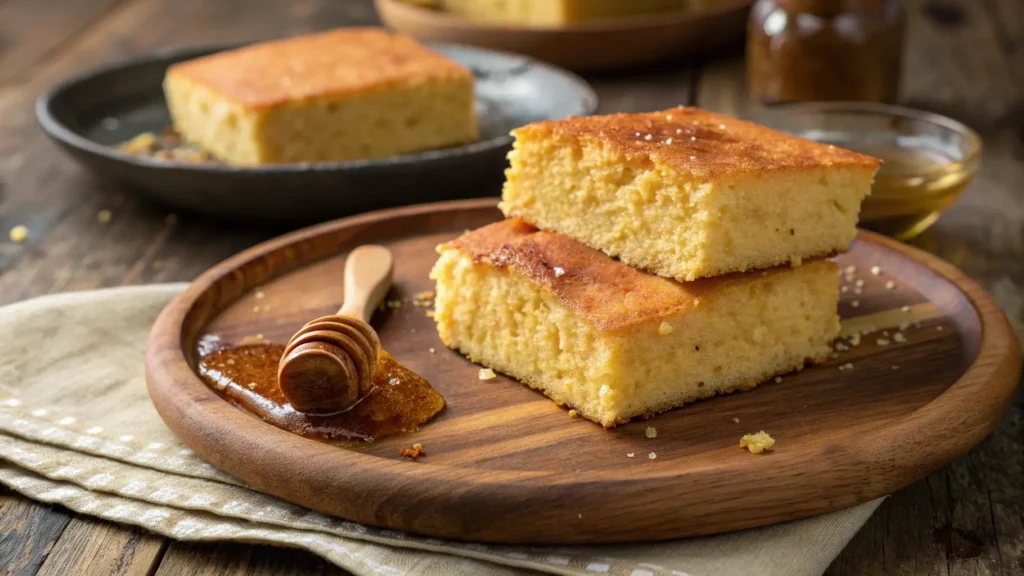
xmin=854 ymin=287 xmax=863 ymax=295
xmin=835 ymin=342 xmax=849 ymax=352
xmin=732 ymin=417 xmax=740 ymax=423
xmin=844 ymin=265 xmax=857 ymax=274
xmin=849 ymin=333 xmax=861 ymax=346
xmin=644 ymin=134 xmax=653 ymax=141
xmin=165 ymin=213 xmax=179 ymax=225
xmin=885 ymin=280 xmax=896 ymax=290
xmin=899 ymin=322 xmax=910 ymax=331
xmin=690 ymin=155 xmax=697 ymax=161
xmin=247 ymin=382 xmax=256 ymax=390
xmin=425 ymin=310 xmax=436 ymax=318
xmin=239 ymin=334 xmax=265 ymax=345
xmin=568 ymin=409 xmax=578 ymax=418
xmin=774 ymin=376 xmax=783 ymax=383
xmin=645 ymin=426 xmax=657 ymax=439
xmin=478 ymin=368 xmax=496 ymax=380
xmin=839 ymin=362 xmax=854 ymax=371
xmin=254 ymin=290 xmax=265 ymax=299
xmin=870 ymin=265 xmax=882 ymax=276
xmin=413 ymin=290 xmax=435 ymax=304
xmin=876 ymin=338 xmax=890 ymax=346
xmin=719 ymin=123 xmax=727 ymax=129
xmin=893 ymin=332 xmax=907 ymax=343
xmin=8 ymin=225 xmax=28 ymax=243
xmin=578 ymin=513 xmax=583 ymax=519
xmin=937 ymin=326 xmax=944 ymax=331
xmin=739 ymin=431 xmax=775 ymax=454
xmin=665 ymin=138 xmax=673 ymax=145
xmin=252 ymin=306 xmax=260 ymax=313
xmin=553 ymin=266 xmax=566 ymax=277
xmin=841 ymin=286 xmax=849 ymax=293
xmin=96 ymin=209 xmax=113 ymax=224
xmin=429 ymin=347 xmax=435 ymax=354
xmin=851 ymin=300 xmax=860 ymax=308
xmin=399 ymin=443 xmax=425 ymax=460
xmin=658 ymin=322 xmax=673 ymax=336
xmin=648 ymin=452 xmax=657 ymax=460
xmin=855 ymin=279 xmax=864 ymax=287
xmin=386 ymin=299 xmax=402 ymax=309
xmin=689 ymin=135 xmax=695 ymax=140
xmin=901 ymin=305 xmax=911 ymax=312
xmin=627 ymin=452 xmax=635 ymax=458
xmin=892 ymin=365 xmax=900 ymax=370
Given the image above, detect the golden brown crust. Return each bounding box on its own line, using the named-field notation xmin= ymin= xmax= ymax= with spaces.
xmin=511 ymin=107 xmax=881 ymax=181
xmin=441 ymin=218 xmax=834 ymax=332
xmin=166 ymin=28 xmax=473 ymax=110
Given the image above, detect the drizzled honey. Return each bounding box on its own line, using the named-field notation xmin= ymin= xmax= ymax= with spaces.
xmin=198 ymin=344 xmax=445 ymax=443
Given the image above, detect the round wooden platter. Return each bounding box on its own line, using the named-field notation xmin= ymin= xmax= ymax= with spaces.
xmin=374 ymin=0 xmax=751 ymax=71
xmin=146 ymin=198 xmax=1021 ymax=545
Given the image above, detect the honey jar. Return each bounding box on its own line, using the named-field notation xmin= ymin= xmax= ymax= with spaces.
xmin=747 ymin=0 xmax=906 ymax=103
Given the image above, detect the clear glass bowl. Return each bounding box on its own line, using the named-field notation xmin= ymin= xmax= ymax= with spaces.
xmin=755 ymin=102 xmax=982 ymax=241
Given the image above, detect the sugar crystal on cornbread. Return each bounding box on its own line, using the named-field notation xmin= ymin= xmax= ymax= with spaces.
xmin=430 ymin=218 xmax=840 ymax=427
xmin=500 ymin=107 xmax=879 ymax=281
xmin=164 ymin=28 xmax=478 ymax=165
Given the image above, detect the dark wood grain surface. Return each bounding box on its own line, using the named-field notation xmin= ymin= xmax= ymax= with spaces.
xmin=0 ymin=0 xmax=1021 ymax=573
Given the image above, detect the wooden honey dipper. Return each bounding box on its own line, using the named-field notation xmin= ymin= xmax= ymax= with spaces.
xmin=277 ymin=245 xmax=394 ymax=413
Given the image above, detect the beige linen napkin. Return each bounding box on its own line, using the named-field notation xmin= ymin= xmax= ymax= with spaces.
xmin=0 ymin=285 xmax=882 ymax=576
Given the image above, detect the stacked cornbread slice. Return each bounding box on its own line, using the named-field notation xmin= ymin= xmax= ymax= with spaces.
xmin=431 ymin=107 xmax=880 ymax=427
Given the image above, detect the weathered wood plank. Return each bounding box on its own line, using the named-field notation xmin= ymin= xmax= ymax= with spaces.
xmin=0 ymin=0 xmax=126 ymax=86
xmin=0 ymin=489 xmax=72 ymax=576
xmin=35 ymin=517 xmax=166 ymax=576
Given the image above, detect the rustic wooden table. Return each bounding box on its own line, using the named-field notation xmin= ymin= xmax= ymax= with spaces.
xmin=0 ymin=0 xmax=1021 ymax=574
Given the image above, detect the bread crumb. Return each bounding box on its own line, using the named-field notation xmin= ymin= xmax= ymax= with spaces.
xmin=885 ymin=280 xmax=896 ymax=290
xmin=841 ymin=286 xmax=849 ymax=293
xmin=426 ymin=310 xmax=435 ymax=318
xmin=870 ymin=265 xmax=882 ymax=275
xmin=8 ymin=225 xmax=28 ymax=243
xmin=413 ymin=291 xmax=435 ymax=307
xmin=839 ymin=362 xmax=854 ymax=371
xmin=893 ymin=332 xmax=907 ymax=343
xmin=254 ymin=290 xmax=265 ymax=299
xmin=739 ymin=431 xmax=775 ymax=454
xmin=854 ymin=287 xmax=863 ymax=295
xmin=577 ymin=513 xmax=583 ymax=519
xmin=835 ymin=342 xmax=849 ymax=352
xmin=892 ymin=365 xmax=900 ymax=370
xmin=645 ymin=426 xmax=657 ymax=439
xmin=644 ymin=134 xmax=653 ymax=141
xmin=774 ymin=376 xmax=783 ymax=383
xmin=855 ymin=279 xmax=864 ymax=287
xmin=732 ymin=417 xmax=740 ymax=423
xmin=553 ymin=266 xmax=565 ymax=277
xmin=478 ymin=368 xmax=496 ymax=380
xmin=627 ymin=452 xmax=635 ymax=458
xmin=97 ymin=209 xmax=113 ymax=224
xmin=399 ymin=443 xmax=425 ymax=460
xmin=429 ymin=347 xmax=436 ymax=354
xmin=844 ymin=265 xmax=857 ymax=275
xmin=386 ymin=299 xmax=402 ymax=309
xmin=851 ymin=300 xmax=860 ymax=308
xmin=849 ymin=333 xmax=861 ymax=346
xmin=937 ymin=326 xmax=944 ymax=331
xmin=568 ymin=409 xmax=578 ymax=418
xmin=247 ymin=382 xmax=256 ymax=390
xmin=901 ymin=305 xmax=911 ymax=312
xmin=648 ymin=452 xmax=657 ymax=460
xmin=658 ymin=322 xmax=673 ymax=336
xmin=876 ymin=338 xmax=890 ymax=346
xmin=252 ymin=306 xmax=260 ymax=313
xmin=899 ymin=322 xmax=910 ymax=331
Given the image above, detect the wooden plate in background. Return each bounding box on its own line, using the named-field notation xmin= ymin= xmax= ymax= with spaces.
xmin=375 ymin=0 xmax=752 ymax=71
xmin=146 ymin=198 xmax=1020 ymax=544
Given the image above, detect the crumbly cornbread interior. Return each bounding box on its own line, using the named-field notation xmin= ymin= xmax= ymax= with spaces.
xmin=430 ymin=219 xmax=840 ymax=427
xmin=163 ymin=29 xmax=478 ymax=166
xmin=500 ymin=107 xmax=879 ymax=281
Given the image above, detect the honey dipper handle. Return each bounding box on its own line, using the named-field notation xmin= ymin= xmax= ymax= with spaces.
xmin=338 ymin=245 xmax=394 ymax=323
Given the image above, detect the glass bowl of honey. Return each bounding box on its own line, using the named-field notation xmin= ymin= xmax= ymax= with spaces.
xmin=755 ymin=102 xmax=982 ymax=240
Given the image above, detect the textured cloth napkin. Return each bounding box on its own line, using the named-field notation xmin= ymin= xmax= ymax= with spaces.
xmin=0 ymin=285 xmax=882 ymax=576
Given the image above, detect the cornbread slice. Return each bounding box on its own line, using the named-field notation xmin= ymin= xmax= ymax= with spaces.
xmin=500 ymin=107 xmax=880 ymax=281
xmin=430 ymin=219 xmax=840 ymax=427
xmin=164 ymin=28 xmax=478 ymax=165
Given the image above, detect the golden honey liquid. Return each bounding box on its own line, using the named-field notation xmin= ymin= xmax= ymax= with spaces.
xmin=822 ymin=140 xmax=972 ymax=240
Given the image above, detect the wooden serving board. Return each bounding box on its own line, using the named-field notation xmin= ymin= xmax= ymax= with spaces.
xmin=146 ymin=198 xmax=1020 ymax=544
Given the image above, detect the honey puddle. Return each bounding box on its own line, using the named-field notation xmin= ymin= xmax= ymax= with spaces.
xmin=198 ymin=344 xmax=445 ymax=443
